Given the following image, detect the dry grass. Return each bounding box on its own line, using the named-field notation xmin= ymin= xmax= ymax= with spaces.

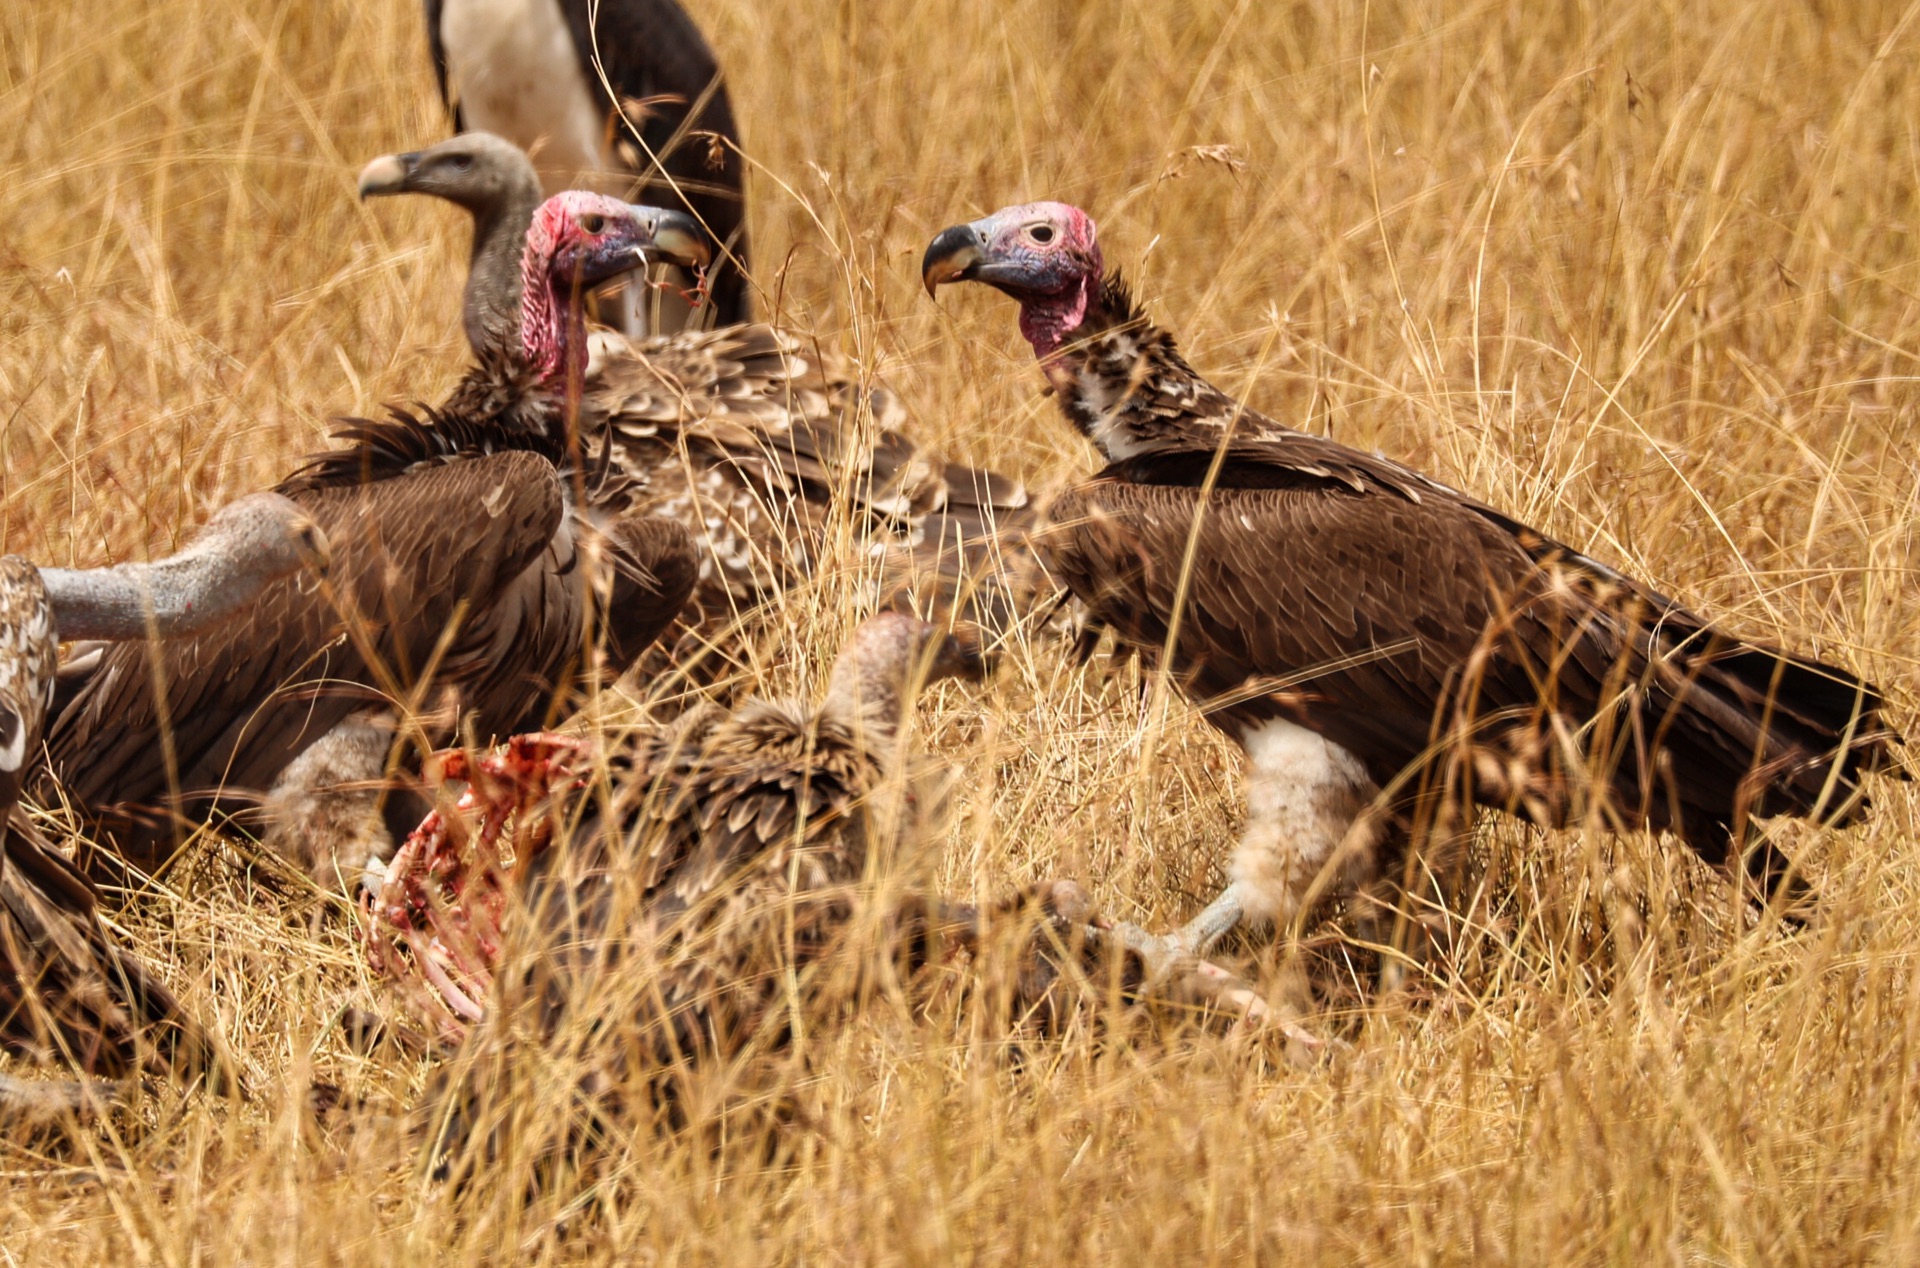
xmin=3 ymin=0 xmax=1919 ymax=1260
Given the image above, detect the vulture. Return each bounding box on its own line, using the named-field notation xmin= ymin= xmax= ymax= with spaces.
xmin=0 ymin=494 xmax=323 ymax=1118
xmin=40 ymin=193 xmax=705 ymax=891
xmin=422 ymin=0 xmax=751 ymax=331
xmin=371 ymin=613 xmax=1283 ymax=1168
xmin=359 ymin=134 xmax=1040 ymax=679
xmin=924 ymin=200 xmax=1908 ymax=975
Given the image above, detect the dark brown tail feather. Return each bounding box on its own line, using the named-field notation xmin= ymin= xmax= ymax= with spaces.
xmin=1650 ymin=625 xmax=1905 ymax=905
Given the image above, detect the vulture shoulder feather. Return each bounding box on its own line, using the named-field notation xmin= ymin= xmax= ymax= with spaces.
xmin=590 ymin=323 xmax=1040 ymax=661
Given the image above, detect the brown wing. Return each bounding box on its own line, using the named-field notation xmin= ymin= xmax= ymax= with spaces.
xmin=556 ymin=0 xmax=751 ymax=324
xmin=0 ymin=806 xmax=210 ymax=1078
xmin=447 ymin=509 xmax=696 ymax=741
xmin=596 ymin=513 xmax=700 ymax=670
xmin=875 ymin=463 xmax=1044 ymax=637
xmin=1044 ymin=476 xmax=1516 ymax=761
xmin=1044 ymin=464 xmax=1899 ymax=856
xmin=42 ymin=452 xmax=567 ymax=857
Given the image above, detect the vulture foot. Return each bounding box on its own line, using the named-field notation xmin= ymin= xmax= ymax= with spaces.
xmin=1095 ymin=920 xmax=1322 ymax=1049
xmin=0 ymin=1072 xmax=124 ymax=1129
xmin=987 ymin=881 xmax=1321 ymax=1049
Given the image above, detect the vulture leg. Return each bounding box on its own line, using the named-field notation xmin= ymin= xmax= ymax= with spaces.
xmin=1173 ymin=885 xmax=1251 ymax=960
xmin=0 ymin=1071 xmax=122 ymax=1128
xmin=259 ymin=710 xmax=417 ymax=895
xmin=1130 ymin=719 xmax=1386 ymax=968
xmin=972 ymin=881 xmax=1320 ymax=1046
xmin=1091 ymin=920 xmax=1322 ymax=1048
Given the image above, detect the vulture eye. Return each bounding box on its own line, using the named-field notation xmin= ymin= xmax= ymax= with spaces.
xmin=579 ymin=213 xmax=606 ymax=234
xmin=448 ymin=154 xmax=474 ymax=171
xmin=1027 ymin=224 xmax=1056 ymax=245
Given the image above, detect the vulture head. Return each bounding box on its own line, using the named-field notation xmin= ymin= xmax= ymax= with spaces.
xmin=922 ymin=201 xmax=1103 ymax=356
xmin=517 ymin=191 xmax=712 ymax=386
xmin=357 ymin=132 xmax=537 ymax=216
xmin=821 ymin=612 xmax=991 ymax=747
xmin=358 ymin=133 xmax=545 ymax=356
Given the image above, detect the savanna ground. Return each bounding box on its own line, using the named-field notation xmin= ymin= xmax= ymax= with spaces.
xmin=3 ymin=0 xmax=1919 ymax=1260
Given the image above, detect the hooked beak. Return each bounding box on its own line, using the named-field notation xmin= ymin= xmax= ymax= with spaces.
xmin=922 ymin=221 xmax=988 ymax=297
xmin=357 ymin=152 xmax=417 ymax=200
xmin=629 ymin=206 xmax=713 ymax=272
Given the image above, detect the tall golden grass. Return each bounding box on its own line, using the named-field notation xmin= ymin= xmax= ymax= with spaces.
xmin=2 ymin=0 xmax=1918 ymax=1259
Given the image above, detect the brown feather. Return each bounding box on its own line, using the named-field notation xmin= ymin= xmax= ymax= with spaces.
xmin=585 ymin=323 xmax=1041 ymax=676
xmin=427 ymin=615 xmax=980 ymax=1165
xmin=1039 ymin=274 xmax=1905 ymax=888
xmin=43 ymin=353 xmax=696 ymax=867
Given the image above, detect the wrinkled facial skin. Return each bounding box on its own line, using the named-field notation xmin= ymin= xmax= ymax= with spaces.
xmin=520 ymin=192 xmax=714 ymax=382
xmin=543 ymin=194 xmax=652 ymax=292
xmin=922 ymin=201 xmax=1103 ymax=357
xmin=922 ymin=202 xmax=1101 ymax=300
xmin=531 ymin=191 xmax=712 ymax=292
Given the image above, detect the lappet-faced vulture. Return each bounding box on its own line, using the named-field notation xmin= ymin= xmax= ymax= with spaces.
xmin=924 ymin=200 xmax=1907 ymax=984
xmin=359 ymin=135 xmax=1040 ymax=681
xmin=0 ymin=495 xmax=322 ymax=1118
xmin=422 ymin=0 xmax=750 ymax=332
xmin=41 ymin=193 xmax=703 ymax=891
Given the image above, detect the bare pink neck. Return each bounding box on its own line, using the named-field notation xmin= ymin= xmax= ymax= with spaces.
xmin=1018 ymin=278 xmax=1091 ymax=361
xmin=519 ymin=249 xmax=588 ymax=391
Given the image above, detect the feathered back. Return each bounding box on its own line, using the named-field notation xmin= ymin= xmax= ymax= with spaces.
xmin=588 ymin=324 xmax=1040 ymax=672
xmin=421 ymin=617 xmax=981 ymax=1169
xmin=1035 ymin=271 xmax=1906 ymax=886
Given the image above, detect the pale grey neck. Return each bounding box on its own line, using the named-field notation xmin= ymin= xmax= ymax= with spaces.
xmin=41 ymin=492 xmax=322 ymax=642
xmin=463 ymin=183 xmax=545 ymax=357
xmin=821 ymin=616 xmax=938 ymax=752
xmin=822 ymin=666 xmax=905 ymax=752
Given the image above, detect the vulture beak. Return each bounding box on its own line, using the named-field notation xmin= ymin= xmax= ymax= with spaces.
xmin=934 ymin=622 xmax=994 ymax=683
xmin=357 ymin=152 xmax=417 ymax=200
xmin=630 ymin=206 xmax=713 ymax=272
xmin=922 ymin=222 xmax=988 ymax=297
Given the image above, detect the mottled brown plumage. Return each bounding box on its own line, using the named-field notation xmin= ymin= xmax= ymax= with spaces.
xmin=586 ymin=321 xmax=1038 ymax=669
xmin=1 ymin=501 xmax=323 ymax=1104
xmin=401 ymin=613 xmax=984 ymax=1163
xmin=42 ymin=195 xmax=702 ymax=878
xmin=361 ymin=136 xmax=1042 ymax=680
xmin=926 ymin=201 xmax=1906 ymax=975
xmin=397 ymin=614 xmax=1282 ymax=1170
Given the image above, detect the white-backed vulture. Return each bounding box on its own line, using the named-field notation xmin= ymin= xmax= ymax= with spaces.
xmin=0 ymin=495 xmax=322 ymax=1116
xmin=40 ymin=193 xmax=705 ymax=888
xmin=359 ymin=134 xmax=1040 ymax=679
xmin=422 ymin=0 xmax=751 ymax=331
